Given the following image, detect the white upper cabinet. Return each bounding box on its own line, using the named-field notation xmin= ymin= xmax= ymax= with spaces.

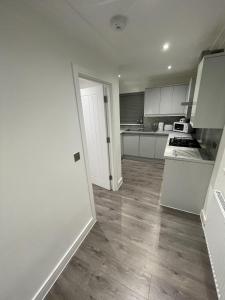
xmin=144 ymin=88 xmax=160 ymax=115
xmin=172 ymin=85 xmax=187 ymax=115
xmin=191 ymin=53 xmax=225 ymax=129
xmin=144 ymin=84 xmax=187 ymax=116
xmin=160 ymin=86 xmax=173 ymax=114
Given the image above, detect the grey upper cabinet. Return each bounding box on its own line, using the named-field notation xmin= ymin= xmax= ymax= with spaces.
xmin=144 ymin=88 xmax=160 ymax=115
xmin=191 ymin=53 xmax=225 ymax=129
xmin=123 ymin=134 xmax=139 ymax=156
xmin=139 ymin=135 xmax=156 ymax=158
xmin=144 ymin=84 xmax=188 ymax=116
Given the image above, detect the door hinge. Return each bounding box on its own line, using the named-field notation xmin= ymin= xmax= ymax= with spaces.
xmin=104 ymin=95 xmax=108 ymax=103
xmin=106 ymin=137 xmax=110 ymax=143
xmin=109 ymin=175 xmax=113 ymax=180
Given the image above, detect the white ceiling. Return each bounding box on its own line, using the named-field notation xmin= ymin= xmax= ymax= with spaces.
xmin=27 ymin=0 xmax=225 ymax=91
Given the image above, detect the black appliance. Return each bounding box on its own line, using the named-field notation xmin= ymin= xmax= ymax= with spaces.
xmin=169 ymin=137 xmax=201 ymax=148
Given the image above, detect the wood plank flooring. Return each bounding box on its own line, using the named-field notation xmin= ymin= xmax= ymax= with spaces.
xmin=46 ymin=159 xmax=217 ymax=300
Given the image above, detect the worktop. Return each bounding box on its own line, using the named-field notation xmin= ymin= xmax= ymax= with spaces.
xmin=120 ymin=129 xmax=171 ymax=135
xmin=164 ymin=132 xmax=215 ymax=165
xmin=121 ymin=129 xmax=215 ymax=165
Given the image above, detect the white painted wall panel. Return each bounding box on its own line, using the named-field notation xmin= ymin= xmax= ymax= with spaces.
xmin=0 ymin=1 xmax=120 ymax=299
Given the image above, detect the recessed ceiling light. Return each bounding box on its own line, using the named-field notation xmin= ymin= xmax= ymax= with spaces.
xmin=110 ymin=15 xmax=128 ymax=31
xmin=168 ymin=65 xmax=172 ymax=70
xmin=118 ymin=74 xmax=121 ymax=78
xmin=163 ymin=42 xmax=170 ymax=51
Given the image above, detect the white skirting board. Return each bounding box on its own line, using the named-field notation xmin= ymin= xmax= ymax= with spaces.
xmin=32 ymin=217 xmax=96 ymax=300
xmin=117 ymin=177 xmax=123 ymax=190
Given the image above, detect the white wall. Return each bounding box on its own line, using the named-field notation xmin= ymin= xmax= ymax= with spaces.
xmin=0 ymin=1 xmax=121 ymax=299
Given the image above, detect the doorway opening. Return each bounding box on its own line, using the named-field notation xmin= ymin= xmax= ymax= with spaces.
xmin=78 ymin=77 xmax=112 ymax=190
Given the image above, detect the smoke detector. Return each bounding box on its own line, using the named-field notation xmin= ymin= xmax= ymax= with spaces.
xmin=110 ymin=15 xmax=128 ymax=31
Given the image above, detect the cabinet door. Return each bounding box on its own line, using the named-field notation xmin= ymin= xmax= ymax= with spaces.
xmin=123 ymin=134 xmax=139 ymax=156
xmin=172 ymin=85 xmax=187 ymax=114
xmin=191 ymin=59 xmax=204 ymax=125
xmin=155 ymin=136 xmax=168 ymax=159
xmin=160 ymin=86 xmax=173 ymax=114
xmin=139 ymin=135 xmax=156 ymax=158
xmin=144 ymin=88 xmax=160 ymax=115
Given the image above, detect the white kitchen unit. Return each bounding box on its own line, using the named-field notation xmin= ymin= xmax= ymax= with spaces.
xmin=155 ymin=136 xmax=168 ymax=159
xmin=161 ymin=159 xmax=213 ymax=214
xmin=123 ymin=134 xmax=139 ymax=156
xmin=144 ymin=88 xmax=160 ymax=115
xmin=122 ymin=132 xmax=168 ymax=160
xmin=191 ymin=53 xmax=225 ymax=128
xmin=160 ymin=86 xmax=173 ymax=114
xmin=172 ymin=85 xmax=187 ymax=114
xmin=160 ymin=133 xmax=214 ymax=214
xmin=139 ymin=135 xmax=156 ymax=158
xmin=144 ymin=84 xmax=188 ymax=116
xmin=184 ymin=77 xmax=195 ymax=118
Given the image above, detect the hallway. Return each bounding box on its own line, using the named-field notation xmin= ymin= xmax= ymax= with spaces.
xmin=46 ymin=159 xmax=217 ymax=300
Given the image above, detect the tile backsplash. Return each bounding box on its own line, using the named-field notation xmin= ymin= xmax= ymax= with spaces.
xmin=144 ymin=116 xmax=182 ymax=130
xmin=193 ymin=128 xmax=223 ymax=160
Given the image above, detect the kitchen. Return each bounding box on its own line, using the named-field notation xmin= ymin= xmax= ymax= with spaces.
xmin=2 ymin=1 xmax=225 ymax=299
xmin=120 ymin=51 xmax=225 ymax=215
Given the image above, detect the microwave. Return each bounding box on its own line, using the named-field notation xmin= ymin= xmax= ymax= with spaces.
xmin=173 ymin=122 xmax=191 ymax=133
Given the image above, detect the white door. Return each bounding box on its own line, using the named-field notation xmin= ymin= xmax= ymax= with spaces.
xmin=80 ymin=85 xmax=111 ymax=190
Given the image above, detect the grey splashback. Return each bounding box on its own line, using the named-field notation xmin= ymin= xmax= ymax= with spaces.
xmin=120 ymin=92 xmax=144 ymax=124
xmin=144 ymin=116 xmax=182 ymax=130
xmin=193 ymin=128 xmax=223 ymax=160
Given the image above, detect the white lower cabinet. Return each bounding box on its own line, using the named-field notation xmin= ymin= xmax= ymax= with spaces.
xmin=160 ymin=159 xmax=213 ymax=214
xmin=122 ymin=133 xmax=168 ymax=159
xmin=155 ymin=136 xmax=168 ymax=159
xmin=123 ymin=134 xmax=139 ymax=156
xmin=139 ymin=135 xmax=156 ymax=158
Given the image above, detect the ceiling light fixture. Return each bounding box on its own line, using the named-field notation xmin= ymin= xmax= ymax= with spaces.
xmin=110 ymin=15 xmax=128 ymax=31
xmin=168 ymin=65 xmax=172 ymax=70
xmin=118 ymin=74 xmax=121 ymax=78
xmin=163 ymin=42 xmax=170 ymax=51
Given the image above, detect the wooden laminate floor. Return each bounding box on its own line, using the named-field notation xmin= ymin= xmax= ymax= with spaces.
xmin=46 ymin=159 xmax=217 ymax=300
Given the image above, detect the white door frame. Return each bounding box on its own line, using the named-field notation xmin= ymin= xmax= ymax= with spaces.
xmin=71 ymin=64 xmax=115 ymax=195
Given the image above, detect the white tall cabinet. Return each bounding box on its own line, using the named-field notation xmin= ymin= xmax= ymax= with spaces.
xmin=144 ymin=84 xmax=188 ymax=116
